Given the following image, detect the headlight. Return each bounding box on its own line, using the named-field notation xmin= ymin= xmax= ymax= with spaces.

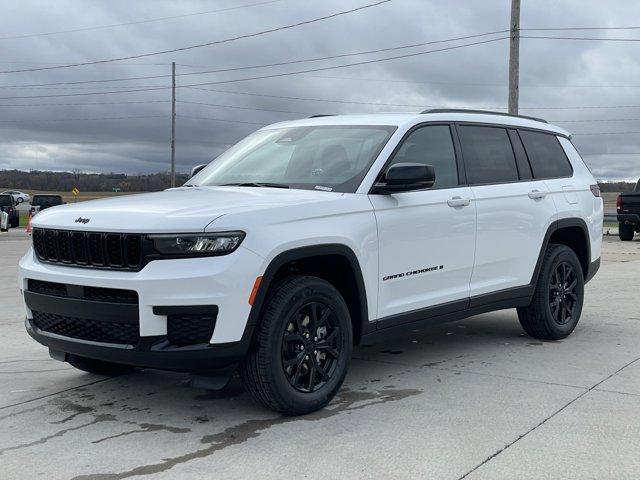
xmin=148 ymin=231 xmax=245 ymax=256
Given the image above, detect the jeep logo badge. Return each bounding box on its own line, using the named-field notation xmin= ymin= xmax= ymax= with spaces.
xmin=74 ymin=217 xmax=90 ymax=224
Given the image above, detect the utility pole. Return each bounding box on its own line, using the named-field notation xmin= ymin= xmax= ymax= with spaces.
xmin=508 ymin=0 xmax=520 ymax=115
xmin=170 ymin=61 xmax=176 ymax=187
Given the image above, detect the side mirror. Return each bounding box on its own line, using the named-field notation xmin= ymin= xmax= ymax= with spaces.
xmin=373 ymin=163 xmax=436 ymax=194
xmin=190 ymin=164 xmax=207 ymax=179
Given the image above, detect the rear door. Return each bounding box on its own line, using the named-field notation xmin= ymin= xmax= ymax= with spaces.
xmin=370 ymin=124 xmax=476 ymax=320
xmin=457 ymin=124 xmax=556 ymax=298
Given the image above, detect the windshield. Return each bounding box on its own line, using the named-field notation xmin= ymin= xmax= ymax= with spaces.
xmin=188 ymin=125 xmax=396 ymax=193
xmin=32 ymin=195 xmax=62 ymax=206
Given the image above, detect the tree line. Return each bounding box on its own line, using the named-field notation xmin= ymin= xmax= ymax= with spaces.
xmin=1 ymin=168 xmax=637 ymax=193
xmin=0 ymin=169 xmax=189 ymax=193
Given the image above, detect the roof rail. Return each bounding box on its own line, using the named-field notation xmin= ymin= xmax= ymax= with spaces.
xmin=308 ymin=114 xmax=336 ymax=118
xmin=420 ymin=108 xmax=548 ymax=124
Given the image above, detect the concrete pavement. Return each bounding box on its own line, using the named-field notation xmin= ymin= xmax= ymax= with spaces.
xmin=1 ymin=231 xmax=639 ymax=479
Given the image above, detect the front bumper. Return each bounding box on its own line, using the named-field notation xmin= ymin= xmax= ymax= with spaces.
xmin=26 ymin=318 xmax=251 ymax=371
xmin=19 ymin=245 xmax=265 ymax=368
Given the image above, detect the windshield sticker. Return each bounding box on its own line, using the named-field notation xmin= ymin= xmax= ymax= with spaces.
xmin=314 ymin=185 xmax=333 ymax=192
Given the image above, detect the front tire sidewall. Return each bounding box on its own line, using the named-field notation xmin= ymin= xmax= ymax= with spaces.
xmin=263 ymin=278 xmax=352 ymax=413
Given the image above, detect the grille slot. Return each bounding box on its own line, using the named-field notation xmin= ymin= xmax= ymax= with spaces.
xmin=32 ymin=228 xmax=143 ymax=271
xmin=27 ymin=279 xmax=138 ymax=305
xmin=32 ymin=311 xmax=139 ymax=345
xmin=84 ymin=286 xmax=138 ymax=304
xmin=167 ymin=314 xmax=216 ymax=346
xmin=27 ymin=279 xmax=67 ymax=297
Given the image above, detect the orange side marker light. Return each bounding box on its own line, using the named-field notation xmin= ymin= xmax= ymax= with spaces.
xmin=248 ymin=276 xmax=263 ymax=306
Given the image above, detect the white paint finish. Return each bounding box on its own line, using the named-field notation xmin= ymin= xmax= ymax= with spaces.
xmin=469 ymin=180 xmax=556 ymax=296
xmin=369 ymin=186 xmax=476 ymax=317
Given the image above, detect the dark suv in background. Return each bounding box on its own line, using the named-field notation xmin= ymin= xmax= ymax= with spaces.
xmin=30 ymin=194 xmax=64 ymax=215
xmin=617 ymin=179 xmax=640 ymax=241
xmin=0 ymin=194 xmax=19 ymax=230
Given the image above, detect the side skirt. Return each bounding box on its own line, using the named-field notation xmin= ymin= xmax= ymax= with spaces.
xmin=360 ymin=285 xmax=532 ymax=345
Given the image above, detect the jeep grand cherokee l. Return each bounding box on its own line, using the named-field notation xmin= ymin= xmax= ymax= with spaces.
xmin=19 ymin=109 xmax=603 ymax=415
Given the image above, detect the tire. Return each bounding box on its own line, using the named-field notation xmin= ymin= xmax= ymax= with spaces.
xmin=16 ymin=197 xmax=23 ymax=204
xmin=240 ymin=275 xmax=353 ymax=415
xmin=517 ymin=244 xmax=584 ymax=340
xmin=619 ymin=223 xmax=634 ymax=241
xmin=67 ymin=355 xmax=135 ymax=376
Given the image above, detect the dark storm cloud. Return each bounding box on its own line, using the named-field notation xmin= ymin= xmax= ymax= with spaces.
xmin=2 ymin=0 xmax=640 ymax=179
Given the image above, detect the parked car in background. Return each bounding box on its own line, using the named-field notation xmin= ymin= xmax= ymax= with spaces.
xmin=1 ymin=190 xmax=30 ymax=204
xmin=616 ymin=179 xmax=640 ymax=241
xmin=29 ymin=194 xmax=64 ymax=216
xmin=0 ymin=194 xmax=19 ymax=229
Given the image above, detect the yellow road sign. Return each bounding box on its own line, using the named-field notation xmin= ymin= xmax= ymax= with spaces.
xmin=71 ymin=187 xmax=80 ymax=196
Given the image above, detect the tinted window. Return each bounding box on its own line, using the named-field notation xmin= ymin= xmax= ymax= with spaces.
xmin=0 ymin=195 xmax=12 ymax=206
xmin=387 ymin=125 xmax=458 ymax=189
xmin=519 ymin=130 xmax=572 ymax=178
xmin=458 ymin=126 xmax=518 ymax=184
xmin=32 ymin=195 xmax=63 ymax=207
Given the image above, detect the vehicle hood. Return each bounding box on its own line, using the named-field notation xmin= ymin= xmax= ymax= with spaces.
xmin=31 ymin=186 xmax=344 ymax=232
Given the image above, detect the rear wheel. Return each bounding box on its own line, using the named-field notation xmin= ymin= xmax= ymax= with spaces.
xmin=240 ymin=275 xmax=352 ymax=415
xmin=619 ymin=222 xmax=634 ymax=241
xmin=67 ymin=355 xmax=135 ymax=376
xmin=517 ymin=244 xmax=584 ymax=340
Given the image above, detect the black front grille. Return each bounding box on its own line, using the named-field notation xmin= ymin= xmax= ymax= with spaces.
xmin=32 ymin=311 xmax=140 ymax=345
xmin=167 ymin=314 xmax=216 ymax=346
xmin=27 ymin=279 xmax=138 ymax=304
xmin=32 ymin=228 xmax=143 ymax=271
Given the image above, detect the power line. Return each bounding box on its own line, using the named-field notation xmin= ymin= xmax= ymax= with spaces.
xmin=0 ymin=114 xmax=169 ymax=124
xmin=0 ymin=30 xmax=509 ymax=88
xmin=0 ymin=1 xmax=283 ymax=41
xmin=0 ymin=1 xmax=392 ymax=74
xmin=177 ymin=114 xmax=264 ymax=125
xmin=0 ymin=100 xmax=170 ymax=107
xmin=0 ymin=36 xmax=508 ymax=99
xmin=522 ymin=26 xmax=640 ymax=31
xmin=178 ymin=100 xmax=312 ymax=115
xmin=551 ymin=118 xmax=640 ymax=123
xmin=581 ymin=152 xmax=640 ymax=155
xmin=522 ymin=35 xmax=640 ymax=42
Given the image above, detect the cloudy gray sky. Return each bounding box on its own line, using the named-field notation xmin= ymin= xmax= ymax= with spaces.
xmin=1 ymin=0 xmax=640 ymax=180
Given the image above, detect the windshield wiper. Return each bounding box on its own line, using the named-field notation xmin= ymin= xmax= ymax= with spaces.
xmin=220 ymin=182 xmax=290 ymax=189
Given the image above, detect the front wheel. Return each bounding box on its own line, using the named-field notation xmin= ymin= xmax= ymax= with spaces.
xmin=240 ymin=275 xmax=352 ymax=415
xmin=517 ymin=244 xmax=584 ymax=340
xmin=619 ymin=222 xmax=634 ymax=241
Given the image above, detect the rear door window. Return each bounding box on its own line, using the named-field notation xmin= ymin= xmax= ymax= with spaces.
xmin=458 ymin=125 xmax=519 ymax=184
xmin=518 ymin=130 xmax=573 ymax=178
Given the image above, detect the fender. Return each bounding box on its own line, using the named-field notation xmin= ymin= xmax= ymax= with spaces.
xmin=246 ymin=244 xmax=370 ymax=339
xmin=530 ymin=217 xmax=592 ymax=286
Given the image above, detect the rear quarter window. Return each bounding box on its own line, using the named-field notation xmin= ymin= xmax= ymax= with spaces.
xmin=518 ymin=130 xmax=573 ymax=179
xmin=0 ymin=195 xmax=13 ymax=206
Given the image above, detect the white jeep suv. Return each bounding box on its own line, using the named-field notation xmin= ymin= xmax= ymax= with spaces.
xmin=19 ymin=109 xmax=603 ymax=414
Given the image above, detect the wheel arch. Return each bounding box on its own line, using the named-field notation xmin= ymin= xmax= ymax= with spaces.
xmin=532 ymin=218 xmax=593 ymax=285
xmin=247 ymin=244 xmax=370 ymax=345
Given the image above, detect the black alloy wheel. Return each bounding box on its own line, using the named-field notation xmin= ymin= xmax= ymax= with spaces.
xmin=548 ymin=261 xmax=579 ymax=325
xmin=281 ymin=301 xmax=342 ymax=393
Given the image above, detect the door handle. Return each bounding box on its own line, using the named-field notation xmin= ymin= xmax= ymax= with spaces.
xmin=447 ymin=196 xmax=471 ymax=208
xmin=528 ymin=190 xmax=547 ymax=200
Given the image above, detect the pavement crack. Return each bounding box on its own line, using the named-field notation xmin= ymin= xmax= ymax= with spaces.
xmin=0 ymin=414 xmax=116 ymax=456
xmin=71 ymin=387 xmax=421 ymax=480
xmin=92 ymin=423 xmax=191 ymax=444
xmin=457 ymin=356 xmax=640 ymax=479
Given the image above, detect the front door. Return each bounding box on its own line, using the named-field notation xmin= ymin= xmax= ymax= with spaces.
xmin=369 ymin=124 xmax=476 ymax=321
